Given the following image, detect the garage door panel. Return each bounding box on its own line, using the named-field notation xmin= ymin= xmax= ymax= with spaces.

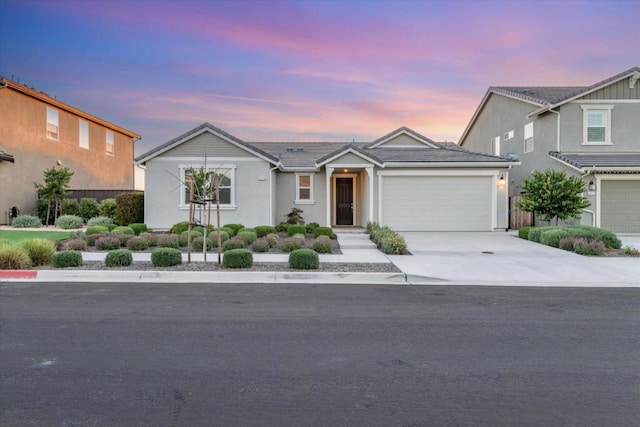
xmin=601 ymin=180 xmax=640 ymax=233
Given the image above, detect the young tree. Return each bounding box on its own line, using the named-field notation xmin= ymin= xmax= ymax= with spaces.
xmin=34 ymin=166 xmax=74 ymax=226
xmin=517 ymin=169 xmax=590 ymax=225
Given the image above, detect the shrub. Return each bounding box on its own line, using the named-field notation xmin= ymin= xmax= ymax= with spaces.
xmin=237 ymin=230 xmax=257 ymax=245
xmin=312 ymin=236 xmax=333 ymax=253
xmin=85 ymin=232 xmax=110 ymax=247
xmin=86 ymin=225 xmax=109 ymax=235
xmin=21 ymin=239 xmax=56 ymax=266
xmin=12 ymin=215 xmax=42 ymax=228
xmin=624 ymin=246 xmax=640 ymax=256
xmin=292 ymin=233 xmax=306 ymax=241
xmin=95 ymin=236 xmax=121 ymax=251
xmin=78 ymin=198 xmax=100 ymax=221
xmin=560 ymin=226 xmax=621 ymax=249
xmin=105 ymin=249 xmax=133 ymax=267
xmin=208 ymin=230 xmax=229 ymax=246
xmin=254 ymin=225 xmax=277 ymax=238
xmin=306 ymin=222 xmax=320 ymax=234
xmin=281 ymin=237 xmax=303 ymax=252
xmin=156 ymin=234 xmax=180 ymax=249
xmin=379 ymin=234 xmax=408 ymax=255
xmin=527 ymin=226 xmax=556 ymax=243
xmin=574 ymin=240 xmax=605 ymax=256
xmin=287 ymin=225 xmax=307 ymax=237
xmin=126 ymin=236 xmax=150 ymax=251
xmin=366 ymin=221 xmax=379 ymax=234
xmin=169 ymin=221 xmax=190 ymax=234
xmin=265 ymin=233 xmax=279 ymax=247
xmin=128 ymin=223 xmax=148 ymax=236
xmin=370 ymin=226 xmax=394 ymax=247
xmin=52 ymin=250 xmax=83 ymax=268
xmin=114 ymin=192 xmax=144 ymax=225
xmin=55 ymin=214 xmax=84 ymax=229
xmin=289 ymin=248 xmax=319 ymax=270
xmin=87 ymin=216 xmax=114 ymax=227
xmin=0 ymin=244 xmax=32 ymax=269
xmin=313 ymin=226 xmax=333 ymax=238
xmin=220 ymin=227 xmax=235 ymax=237
xmin=151 ymin=247 xmax=182 ymax=267
xmin=518 ymin=226 xmax=533 ymax=240
xmin=139 ymin=232 xmax=159 ymax=246
xmin=62 ymin=198 xmax=80 ymax=216
xmin=539 ymin=229 xmax=570 ymax=248
xmin=251 ymin=237 xmax=271 ymax=253
xmin=223 ymin=224 xmax=245 ymax=236
xmin=559 ymin=236 xmax=587 ymax=252
xmin=222 ymin=237 xmax=246 ymax=252
xmin=116 ymin=234 xmax=134 ymax=246
xmin=192 ymin=236 xmax=213 ymax=252
xmin=99 ymin=198 xmax=117 ymax=219
xmin=275 ymin=222 xmax=289 ymax=233
xmin=222 ymin=248 xmax=253 ymax=268
xmin=111 ymin=226 xmax=135 ymax=236
xmin=285 ymin=207 xmax=304 ymax=224
xmin=179 ymin=230 xmax=202 ymax=247
xmin=65 ymin=238 xmax=88 ymax=251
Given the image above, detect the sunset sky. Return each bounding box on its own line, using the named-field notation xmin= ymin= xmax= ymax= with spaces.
xmin=1 ymin=0 xmax=638 ymax=155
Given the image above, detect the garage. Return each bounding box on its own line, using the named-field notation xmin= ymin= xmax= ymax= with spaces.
xmin=380 ymin=175 xmax=494 ymax=231
xmin=600 ymin=180 xmax=640 ymax=233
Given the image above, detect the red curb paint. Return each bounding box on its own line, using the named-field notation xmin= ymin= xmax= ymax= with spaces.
xmin=0 ymin=270 xmax=38 ymax=279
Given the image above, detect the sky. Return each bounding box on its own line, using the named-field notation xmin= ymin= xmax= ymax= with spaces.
xmin=1 ymin=0 xmax=638 ymax=156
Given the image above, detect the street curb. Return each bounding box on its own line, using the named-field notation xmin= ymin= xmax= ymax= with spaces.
xmin=0 ymin=270 xmax=38 ymax=279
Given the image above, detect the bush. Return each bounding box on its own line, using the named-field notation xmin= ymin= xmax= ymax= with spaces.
xmin=99 ymin=198 xmax=117 ymax=219
xmin=251 ymin=237 xmax=271 ymax=253
xmin=292 ymin=233 xmax=306 ymax=241
xmin=281 ymin=237 xmax=303 ymax=252
xmin=539 ymin=229 xmax=570 ymax=248
xmin=518 ymin=226 xmax=533 ymax=239
xmin=574 ymin=240 xmax=605 ymax=256
xmin=62 ymin=198 xmax=80 ymax=216
xmin=156 ymin=234 xmax=180 ymax=249
xmin=527 ymin=226 xmax=556 ymax=243
xmin=289 ymin=249 xmax=319 ymax=270
xmin=192 ymin=236 xmax=213 ymax=252
xmin=95 ymin=236 xmax=121 ymax=251
xmin=105 ymin=249 xmax=133 ymax=267
xmin=223 ymin=224 xmax=245 ymax=236
xmin=21 ymin=239 xmax=56 ymax=266
xmin=379 ymin=234 xmax=408 ymax=255
xmin=86 ymin=225 xmax=109 ymax=235
xmin=179 ymin=230 xmax=202 ymax=247
xmin=366 ymin=221 xmax=379 ymax=234
xmin=287 ymin=225 xmax=307 ymax=237
xmin=87 ymin=216 xmax=114 ymax=227
xmin=306 ymin=222 xmax=320 ymax=234
xmin=0 ymin=244 xmax=32 ymax=269
xmin=265 ymin=233 xmax=279 ymax=247
xmin=275 ymin=222 xmax=289 ymax=233
xmin=128 ymin=223 xmax=148 ymax=236
xmin=237 ymin=230 xmax=257 ymax=245
xmin=254 ymin=225 xmax=277 ymax=238
xmin=115 ymin=192 xmax=144 ymax=225
xmin=65 ymin=238 xmax=88 ymax=251
xmin=78 ymin=198 xmax=100 ymax=221
xmin=111 ymin=226 xmax=135 ymax=236
xmin=169 ymin=221 xmax=190 ymax=234
xmin=12 ymin=215 xmax=42 ymax=228
xmin=55 ymin=214 xmax=84 ymax=229
xmin=370 ymin=225 xmax=394 ymax=247
xmin=139 ymin=232 xmax=159 ymax=246
xmin=559 ymin=236 xmax=585 ymax=252
xmin=285 ymin=207 xmax=304 ymax=225
xmin=126 ymin=236 xmax=150 ymax=251
xmin=52 ymin=250 xmax=83 ymax=268
xmin=115 ymin=234 xmax=134 ymax=246
xmin=222 ymin=248 xmax=253 ymax=268
xmin=84 ymin=232 xmax=109 ymax=246
xmin=313 ymin=226 xmax=333 ymax=238
xmin=208 ymin=231 xmax=229 ymax=246
xmin=220 ymin=227 xmax=235 ymax=237
xmin=312 ymin=236 xmax=333 ymax=253
xmin=151 ymin=247 xmax=182 ymax=267
xmin=222 ymin=237 xmax=246 ymax=252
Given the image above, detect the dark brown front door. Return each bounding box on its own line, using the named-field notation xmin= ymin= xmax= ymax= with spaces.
xmin=336 ymin=177 xmax=353 ymax=225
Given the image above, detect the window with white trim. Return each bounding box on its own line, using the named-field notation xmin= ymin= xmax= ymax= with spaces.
xmin=106 ymin=130 xmax=114 ymax=155
xmin=79 ymin=120 xmax=89 ymax=149
xmin=524 ymin=122 xmax=534 ymax=153
xmin=295 ymin=173 xmax=314 ymax=204
xmin=581 ymin=105 xmax=613 ymax=144
xmin=491 ymin=136 xmax=500 ymax=156
xmin=46 ymin=107 xmax=59 ymax=140
xmin=504 ymin=130 xmax=514 ymax=141
xmin=180 ymin=165 xmax=235 ymax=208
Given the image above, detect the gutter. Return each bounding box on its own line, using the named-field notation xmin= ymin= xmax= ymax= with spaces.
xmin=268 ymin=162 xmax=282 ymax=226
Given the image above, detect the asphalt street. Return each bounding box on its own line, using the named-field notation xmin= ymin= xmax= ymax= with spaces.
xmin=1 ymin=282 xmax=639 ymax=426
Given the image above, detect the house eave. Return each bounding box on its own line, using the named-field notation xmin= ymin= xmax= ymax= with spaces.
xmin=382 ymin=161 xmax=519 ymax=168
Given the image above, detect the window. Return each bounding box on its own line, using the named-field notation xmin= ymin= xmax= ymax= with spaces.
xmin=180 ymin=165 xmax=235 ymax=208
xmin=524 ymin=122 xmax=534 ymax=153
xmin=295 ymin=173 xmax=314 ymax=204
xmin=106 ymin=130 xmax=114 ymax=155
xmin=46 ymin=107 xmax=59 ymax=140
xmin=79 ymin=120 xmax=89 ymax=149
xmin=491 ymin=136 xmax=501 ymax=156
xmin=504 ymin=130 xmax=514 ymax=141
xmin=582 ymin=105 xmax=613 ymax=144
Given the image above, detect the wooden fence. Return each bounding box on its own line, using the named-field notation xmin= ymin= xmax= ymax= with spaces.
xmin=67 ymin=189 xmax=142 ymax=202
xmin=509 ymin=196 xmax=533 ymax=229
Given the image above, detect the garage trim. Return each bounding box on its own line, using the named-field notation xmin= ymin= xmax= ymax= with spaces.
xmin=594 ymin=173 xmax=640 ymax=230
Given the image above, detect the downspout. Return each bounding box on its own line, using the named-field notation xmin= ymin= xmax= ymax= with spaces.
xmin=548 ymin=109 xmax=561 ymax=152
xmin=268 ymin=162 xmax=281 ymax=226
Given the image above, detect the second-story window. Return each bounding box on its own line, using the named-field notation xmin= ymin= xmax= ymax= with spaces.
xmin=582 ymin=105 xmax=613 ymax=145
xmin=79 ymin=120 xmax=89 ymax=149
xmin=524 ymin=122 xmax=534 ymax=153
xmin=46 ymin=107 xmax=59 ymax=140
xmin=106 ymin=130 xmax=114 ymax=155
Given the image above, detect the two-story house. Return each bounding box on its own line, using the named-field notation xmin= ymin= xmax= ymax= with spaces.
xmin=459 ymin=67 xmax=640 ymax=232
xmin=0 ymin=77 xmax=140 ymax=225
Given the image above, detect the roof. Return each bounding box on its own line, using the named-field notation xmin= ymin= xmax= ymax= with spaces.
xmin=550 ymin=151 xmax=640 ymax=173
xmin=0 ymin=150 xmax=15 ymax=163
xmin=1 ymin=77 xmax=140 ymax=139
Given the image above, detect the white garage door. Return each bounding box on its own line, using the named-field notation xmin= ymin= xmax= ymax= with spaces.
xmin=381 ymin=176 xmax=494 ymax=231
xmin=600 ymin=180 xmax=640 ymax=233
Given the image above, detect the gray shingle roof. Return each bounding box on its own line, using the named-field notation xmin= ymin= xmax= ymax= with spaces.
xmin=550 ymin=151 xmax=640 ymax=171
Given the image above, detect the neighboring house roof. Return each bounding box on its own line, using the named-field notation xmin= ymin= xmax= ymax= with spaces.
xmin=550 ymin=151 xmax=640 ymax=173
xmin=1 ymin=77 xmax=140 ymax=139
xmin=0 ymin=150 xmax=15 ymax=163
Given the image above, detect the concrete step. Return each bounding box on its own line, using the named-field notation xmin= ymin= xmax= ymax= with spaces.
xmin=333 ymin=227 xmax=367 ymax=234
xmin=336 ymin=233 xmax=377 ymax=249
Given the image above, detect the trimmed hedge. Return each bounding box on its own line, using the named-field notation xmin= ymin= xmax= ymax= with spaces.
xmin=287 ymin=225 xmax=307 ymax=237
xmin=208 ymin=231 xmax=229 ymax=246
xmin=222 ymin=237 xmax=246 ymax=252
xmin=223 ymin=224 xmax=244 ymax=236
xmin=254 ymin=225 xmax=277 ymax=238
xmin=192 ymin=236 xmax=213 ymax=252
xmin=112 ymin=226 xmax=135 ymax=235
xmin=128 ymin=223 xmax=148 ymax=235
xmin=281 ymin=237 xmax=303 ymax=252
xmin=126 ymin=236 xmax=149 ymax=251
xmin=95 ymin=236 xmax=121 ymax=251
xmin=156 ymin=234 xmax=180 ymax=249
xmin=526 ymin=225 xmax=622 ymax=250
xmin=105 ymin=249 xmax=133 ymax=267
xmin=237 ymin=230 xmax=258 ymax=245
xmin=169 ymin=221 xmax=191 ymax=234
xmin=115 ymin=192 xmax=144 ymax=226
xmin=139 ymin=232 xmax=159 ymax=246
xmin=539 ymin=229 xmax=570 ymax=248
xmin=21 ymin=238 xmax=56 ymax=266
xmin=87 ymin=216 xmax=114 ymax=226
xmin=575 ymin=240 xmax=605 ymax=256
xmin=86 ymin=225 xmax=109 ymax=235
xmin=65 ymin=238 xmax=88 ymax=251
xmin=56 ymin=214 xmax=84 ymax=229
xmin=312 ymin=236 xmax=332 ymax=253
xmin=289 ymin=248 xmax=319 ymax=270
xmin=52 ymin=250 xmax=83 ymax=268
xmin=223 ymin=248 xmax=253 ymax=268
xmin=151 ymin=247 xmax=182 ymax=267
xmin=265 ymin=233 xmax=279 ymax=247
xmin=251 ymin=237 xmax=271 ymax=253
xmin=0 ymin=244 xmax=32 ymax=269
xmin=179 ymin=230 xmax=202 ymax=247
xmin=518 ymin=226 xmax=533 ymax=239
xmin=527 ymin=226 xmax=556 ymax=243
xmin=313 ymin=226 xmax=333 ymax=238
xmin=12 ymin=215 xmax=42 ymax=228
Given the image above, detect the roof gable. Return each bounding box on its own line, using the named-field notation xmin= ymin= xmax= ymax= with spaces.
xmin=368 ymin=126 xmax=439 ymax=149
xmin=316 ymin=145 xmax=383 ymax=167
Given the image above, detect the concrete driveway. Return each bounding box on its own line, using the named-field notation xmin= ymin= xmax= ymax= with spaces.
xmin=387 ymin=232 xmax=640 ymax=285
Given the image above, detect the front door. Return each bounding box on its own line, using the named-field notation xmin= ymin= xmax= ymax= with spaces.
xmin=336 ymin=177 xmax=353 ymax=225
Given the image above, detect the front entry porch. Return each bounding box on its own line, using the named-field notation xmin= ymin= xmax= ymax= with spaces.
xmin=325 ymin=165 xmax=374 ymax=227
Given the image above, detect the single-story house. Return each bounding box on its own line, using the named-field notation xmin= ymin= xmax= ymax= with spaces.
xmin=135 ymin=123 xmax=519 ymax=231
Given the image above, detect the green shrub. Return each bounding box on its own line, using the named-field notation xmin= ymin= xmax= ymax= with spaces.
xmin=179 ymin=230 xmax=202 ymax=247
xmin=287 ymin=225 xmax=307 ymax=237
xmin=55 ymin=214 xmax=84 ymax=229
xmin=223 ymin=224 xmax=245 ymax=236
xmin=115 ymin=234 xmax=134 ymax=246
xmin=275 ymin=222 xmax=289 ymax=233
xmin=254 ymin=225 xmax=277 ymax=238
xmin=111 ymin=226 xmax=135 ymax=236
xmin=624 ymin=246 xmax=640 ymax=256
xmin=289 ymin=249 xmax=319 ymax=270
xmin=126 ymin=236 xmax=150 ymax=251
xmin=86 ymin=225 xmax=109 ymax=235
xmin=192 ymin=236 xmax=213 ymax=251
xmin=65 ymin=238 xmax=88 ymax=251
xmin=12 ymin=215 xmax=42 ymax=228
xmin=62 ymin=198 xmax=80 ymax=216
xmin=312 ymin=236 xmax=333 ymax=253
xmin=115 ymin=192 xmax=144 ymax=225
xmin=539 ymin=229 xmax=570 ymax=248
xmin=313 ymin=226 xmax=333 ymax=238
xmin=87 ymin=216 xmax=114 ymax=227
xmin=559 ymin=236 xmax=585 ymax=252
xmin=222 ymin=248 xmax=253 ymax=268
xmin=151 ymin=247 xmax=182 ymax=267
xmin=208 ymin=231 xmax=229 ymax=246
xmin=139 ymin=232 xmax=158 ymax=246
xmin=560 ymin=226 xmax=621 ymax=249
xmin=95 ymin=236 xmax=121 ymax=251
xmin=78 ymin=198 xmax=100 ymax=221
xmin=380 ymin=234 xmax=408 ymax=255
xmin=527 ymin=227 xmax=557 ymax=243
xmin=99 ymin=198 xmax=117 ymax=219
xmin=518 ymin=226 xmax=533 ymax=239
xmin=156 ymin=234 xmax=179 ymax=249
xmin=574 ymin=240 xmax=605 ymax=256
xmin=169 ymin=221 xmax=190 ymax=234
xmin=105 ymin=249 xmax=133 ymax=267
xmin=21 ymin=239 xmax=56 ymax=266
xmin=222 ymin=237 xmax=246 ymax=252
xmin=306 ymin=222 xmax=320 ymax=234
xmin=220 ymin=227 xmax=234 ymax=237
xmin=128 ymin=223 xmax=148 ymax=235
xmin=0 ymin=244 xmax=32 ymax=269
xmin=85 ymin=232 xmax=109 ymax=246
xmin=251 ymin=237 xmax=271 ymax=253
xmin=281 ymin=237 xmax=303 ymax=252
xmin=52 ymin=250 xmax=83 ymax=268
xmin=366 ymin=221 xmax=379 ymax=234
xmin=265 ymin=233 xmax=279 ymax=247
xmin=237 ymin=230 xmax=257 ymax=245
xmin=292 ymin=233 xmax=306 ymax=241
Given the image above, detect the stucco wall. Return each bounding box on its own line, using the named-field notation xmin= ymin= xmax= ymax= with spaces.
xmin=275 ymin=171 xmax=327 ymax=226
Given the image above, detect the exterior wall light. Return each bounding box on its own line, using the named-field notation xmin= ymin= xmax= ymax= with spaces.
xmin=588 ymin=180 xmax=596 ymax=192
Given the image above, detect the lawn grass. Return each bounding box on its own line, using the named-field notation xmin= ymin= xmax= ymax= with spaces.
xmin=0 ymin=229 xmax=72 ymax=242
